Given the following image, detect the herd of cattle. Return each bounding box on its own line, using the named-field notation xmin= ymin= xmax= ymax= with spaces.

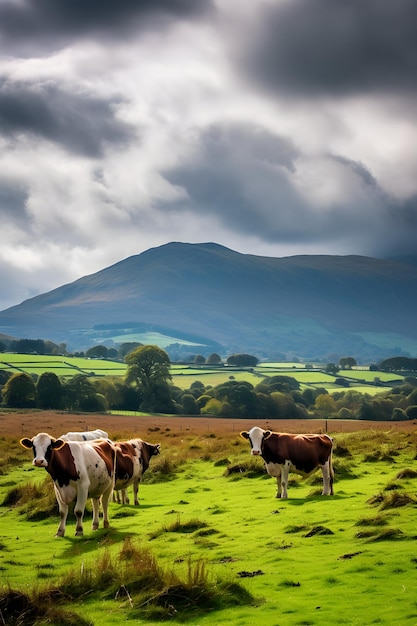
xmin=19 ymin=426 xmax=334 ymax=537
xmin=20 ymin=429 xmax=160 ymax=537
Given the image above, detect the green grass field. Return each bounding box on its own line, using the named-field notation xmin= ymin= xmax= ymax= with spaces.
xmin=0 ymin=354 xmax=405 ymax=397
xmin=0 ymin=353 xmax=127 ymax=378
xmin=1 ymin=425 xmax=417 ymax=624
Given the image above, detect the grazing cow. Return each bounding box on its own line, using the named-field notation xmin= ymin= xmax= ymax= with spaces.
xmin=59 ymin=428 xmax=108 ymax=441
xmin=113 ymin=439 xmax=160 ymax=505
xmin=240 ymin=426 xmax=334 ymax=499
xmin=20 ymin=433 xmax=116 ymax=537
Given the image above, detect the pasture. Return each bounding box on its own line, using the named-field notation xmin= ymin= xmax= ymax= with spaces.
xmin=0 ymin=353 xmax=405 ymax=395
xmin=1 ymin=412 xmax=417 ymax=625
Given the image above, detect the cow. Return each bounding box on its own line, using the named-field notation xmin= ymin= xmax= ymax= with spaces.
xmin=59 ymin=428 xmax=108 ymax=441
xmin=20 ymin=433 xmax=116 ymax=537
xmin=113 ymin=439 xmax=161 ymax=505
xmin=240 ymin=426 xmax=334 ymax=499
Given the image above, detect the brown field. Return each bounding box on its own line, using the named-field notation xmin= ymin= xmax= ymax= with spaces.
xmin=1 ymin=409 xmax=416 ymax=439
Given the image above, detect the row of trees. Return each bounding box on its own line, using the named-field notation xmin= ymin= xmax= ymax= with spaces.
xmin=1 ymin=345 xmax=417 ymax=421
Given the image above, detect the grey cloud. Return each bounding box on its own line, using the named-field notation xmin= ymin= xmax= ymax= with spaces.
xmin=162 ymin=122 xmax=417 ymax=254
xmin=235 ymin=0 xmax=417 ymax=98
xmin=0 ymin=182 xmax=28 ymax=221
xmin=332 ymin=156 xmax=377 ymax=188
xmin=163 ymin=123 xmax=318 ymax=241
xmin=0 ymin=0 xmax=215 ymax=54
xmin=0 ymin=81 xmax=134 ymax=156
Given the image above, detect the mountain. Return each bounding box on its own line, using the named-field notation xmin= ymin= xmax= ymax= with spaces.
xmin=1 ymin=242 xmax=417 ymax=361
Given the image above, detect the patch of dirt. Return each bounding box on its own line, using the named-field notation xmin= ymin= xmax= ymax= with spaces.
xmin=1 ymin=410 xmax=416 ymax=439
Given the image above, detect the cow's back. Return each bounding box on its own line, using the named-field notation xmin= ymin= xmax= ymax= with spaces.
xmin=61 ymin=440 xmax=115 ymax=498
xmin=263 ymin=433 xmax=332 ymax=474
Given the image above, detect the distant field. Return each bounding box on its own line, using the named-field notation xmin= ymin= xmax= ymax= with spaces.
xmin=102 ymin=331 xmax=202 ymax=348
xmin=0 ymin=354 xmax=406 ymax=394
xmin=170 ymin=367 xmax=263 ymax=389
xmin=0 ymin=353 xmax=127 ymax=378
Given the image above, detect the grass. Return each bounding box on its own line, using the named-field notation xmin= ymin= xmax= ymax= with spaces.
xmin=0 ymin=354 xmax=406 ymax=395
xmin=0 ymin=353 xmax=127 ymax=378
xmin=1 ymin=426 xmax=417 ymax=624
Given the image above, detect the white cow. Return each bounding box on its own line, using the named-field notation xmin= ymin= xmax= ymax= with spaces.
xmin=20 ymin=432 xmax=116 ymax=537
xmin=59 ymin=428 xmax=108 ymax=441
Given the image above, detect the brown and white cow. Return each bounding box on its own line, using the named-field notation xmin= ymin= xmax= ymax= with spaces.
xmin=113 ymin=439 xmax=160 ymax=505
xmin=240 ymin=426 xmax=334 ymax=499
xmin=20 ymin=433 xmax=116 ymax=537
xmin=59 ymin=428 xmax=108 ymax=442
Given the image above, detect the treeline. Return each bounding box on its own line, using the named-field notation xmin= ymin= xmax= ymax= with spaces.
xmin=0 ymin=336 xmax=259 ymax=368
xmin=1 ymin=369 xmax=417 ymax=422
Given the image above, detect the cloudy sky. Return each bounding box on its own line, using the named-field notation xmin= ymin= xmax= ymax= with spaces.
xmin=0 ymin=0 xmax=416 ymax=310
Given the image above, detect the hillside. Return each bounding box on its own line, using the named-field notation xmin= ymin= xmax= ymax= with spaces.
xmin=1 ymin=242 xmax=417 ymax=360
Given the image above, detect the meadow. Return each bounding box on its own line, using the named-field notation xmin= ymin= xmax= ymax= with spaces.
xmin=0 ymin=353 xmax=404 ymax=395
xmin=1 ymin=412 xmax=417 ymax=625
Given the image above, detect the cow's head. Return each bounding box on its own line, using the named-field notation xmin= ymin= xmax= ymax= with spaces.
xmin=20 ymin=432 xmax=66 ymax=467
xmin=240 ymin=427 xmax=272 ymax=456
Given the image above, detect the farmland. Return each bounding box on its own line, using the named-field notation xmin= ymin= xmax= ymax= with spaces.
xmin=1 ymin=412 xmax=417 ymax=625
xmin=0 ymin=353 xmax=405 ymax=395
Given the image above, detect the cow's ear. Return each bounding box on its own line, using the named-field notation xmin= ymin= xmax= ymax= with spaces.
xmin=240 ymin=431 xmax=250 ymax=440
xmin=52 ymin=438 xmax=66 ymax=450
xmin=20 ymin=438 xmax=33 ymax=449
xmin=156 ymin=444 xmax=161 ymax=453
xmin=263 ymin=430 xmax=272 ymax=439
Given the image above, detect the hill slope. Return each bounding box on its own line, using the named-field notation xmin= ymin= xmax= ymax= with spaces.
xmin=1 ymin=242 xmax=417 ymax=360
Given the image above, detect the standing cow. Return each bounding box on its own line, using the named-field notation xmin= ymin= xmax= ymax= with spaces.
xmin=20 ymin=433 xmax=116 ymax=537
xmin=240 ymin=426 xmax=334 ymax=499
xmin=59 ymin=428 xmax=108 ymax=441
xmin=113 ymin=439 xmax=160 ymax=505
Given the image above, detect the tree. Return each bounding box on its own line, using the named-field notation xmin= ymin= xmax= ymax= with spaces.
xmin=125 ymin=345 xmax=172 ymax=412
xmin=0 ymin=370 xmax=12 ymax=386
xmin=226 ymin=354 xmax=259 ymax=367
xmin=206 ymin=353 xmax=222 ymax=365
xmin=339 ymin=357 xmax=357 ymax=369
xmin=194 ymin=354 xmax=205 ymax=365
xmin=181 ymin=393 xmax=200 ymax=415
xmin=86 ymin=345 xmax=109 ymax=359
xmin=37 ymin=372 xmax=63 ymax=409
xmin=314 ymin=393 xmax=337 ymax=418
xmin=118 ymin=342 xmax=143 ymax=359
xmin=2 ymin=372 xmax=37 ymax=408
xmin=63 ymin=375 xmax=103 ymax=412
xmin=256 ymin=375 xmax=300 ymax=395
xmin=91 ymin=378 xmax=122 ymax=409
xmin=189 ymin=380 xmax=205 ymax=398
xmin=379 ymin=357 xmax=417 ymax=372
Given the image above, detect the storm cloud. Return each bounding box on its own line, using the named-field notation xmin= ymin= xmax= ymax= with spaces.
xmin=0 ymin=0 xmax=416 ymax=310
xmin=235 ymin=0 xmax=417 ymax=97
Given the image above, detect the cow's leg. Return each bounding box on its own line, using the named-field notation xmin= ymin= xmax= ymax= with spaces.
xmin=74 ymin=484 xmax=88 ymax=535
xmin=274 ymin=467 xmax=282 ymax=498
xmin=101 ymin=483 xmax=113 ymax=529
xmin=91 ymin=498 xmax=100 ymax=530
xmin=320 ymin=460 xmax=333 ymax=496
xmin=280 ymin=462 xmax=290 ymax=499
xmin=133 ymin=479 xmax=140 ymax=506
xmin=113 ymin=490 xmax=121 ymax=504
xmin=122 ymin=488 xmax=130 ymax=505
xmin=54 ymin=486 xmax=68 ymax=537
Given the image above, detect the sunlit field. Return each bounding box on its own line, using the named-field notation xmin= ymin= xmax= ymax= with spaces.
xmin=1 ymin=354 xmax=405 ymax=398
xmin=1 ymin=414 xmax=417 ymax=625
